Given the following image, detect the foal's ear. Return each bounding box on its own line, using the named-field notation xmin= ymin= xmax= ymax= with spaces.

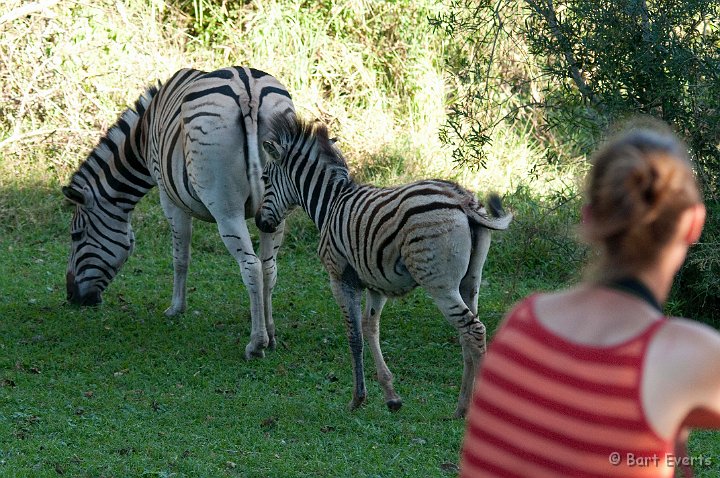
xmin=263 ymin=140 xmax=283 ymax=161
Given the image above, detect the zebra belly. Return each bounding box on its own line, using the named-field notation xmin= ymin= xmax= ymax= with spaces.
xmin=355 ymin=256 xmax=418 ymax=298
xmin=154 ymin=171 xmax=216 ymax=222
xmin=177 ymin=194 xmax=215 ymax=222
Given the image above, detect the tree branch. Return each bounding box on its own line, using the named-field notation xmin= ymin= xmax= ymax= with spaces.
xmin=523 ymin=0 xmax=603 ymax=110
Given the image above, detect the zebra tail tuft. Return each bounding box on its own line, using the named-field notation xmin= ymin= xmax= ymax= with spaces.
xmin=487 ymin=193 xmax=506 ymax=218
xmin=468 ymin=193 xmax=513 ymax=231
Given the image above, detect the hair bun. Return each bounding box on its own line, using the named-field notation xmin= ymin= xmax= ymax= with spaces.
xmin=626 ymin=149 xmax=660 ymax=221
xmin=583 ymin=123 xmax=701 ymax=274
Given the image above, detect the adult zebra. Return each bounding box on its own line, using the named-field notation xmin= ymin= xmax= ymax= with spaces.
xmin=62 ymin=66 xmax=294 ymax=359
xmin=255 ymin=115 xmax=512 ymax=417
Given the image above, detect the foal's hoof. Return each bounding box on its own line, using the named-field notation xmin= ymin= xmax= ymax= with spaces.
xmin=453 ymin=407 xmax=467 ymax=419
xmin=386 ymin=399 xmax=403 ymax=412
xmin=267 ymin=335 xmax=277 ymax=351
xmin=244 ymin=343 xmax=266 ymax=360
xmin=348 ymin=395 xmax=367 ymax=411
xmin=163 ymin=304 xmax=185 ymax=317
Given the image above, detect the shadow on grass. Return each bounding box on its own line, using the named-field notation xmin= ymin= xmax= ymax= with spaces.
xmin=0 ymin=180 xmax=71 ymax=242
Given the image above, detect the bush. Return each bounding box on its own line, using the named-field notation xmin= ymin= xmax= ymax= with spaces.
xmin=672 ymin=201 xmax=720 ymax=324
xmin=433 ymin=0 xmax=720 ymax=322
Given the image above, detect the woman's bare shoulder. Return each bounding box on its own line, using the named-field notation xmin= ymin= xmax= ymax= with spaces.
xmin=654 ymin=317 xmax=720 ymax=357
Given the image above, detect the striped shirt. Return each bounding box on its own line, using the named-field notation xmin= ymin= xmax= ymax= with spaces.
xmin=460 ymin=294 xmax=673 ymax=478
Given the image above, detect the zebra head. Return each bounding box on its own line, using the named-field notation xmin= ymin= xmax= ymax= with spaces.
xmin=255 ymin=115 xmax=343 ymax=234
xmin=62 ymin=183 xmax=135 ymax=307
xmin=255 ymin=156 xmax=298 ymax=234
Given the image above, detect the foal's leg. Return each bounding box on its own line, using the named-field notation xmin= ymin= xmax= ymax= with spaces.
xmin=455 ymin=228 xmax=492 ymax=413
xmin=428 ymin=288 xmax=486 ymax=418
xmin=158 ymin=188 xmax=193 ymax=317
xmin=410 ymin=223 xmax=484 ymax=418
xmin=259 ymin=221 xmax=285 ymax=350
xmin=363 ymin=290 xmax=402 ymax=411
xmin=460 ymin=229 xmax=491 ymax=317
xmin=329 ymin=277 xmax=366 ymax=411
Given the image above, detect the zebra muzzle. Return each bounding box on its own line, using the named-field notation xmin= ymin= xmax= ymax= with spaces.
xmin=66 ymin=272 xmax=102 ymax=306
xmin=254 ymin=211 xmax=278 ymax=234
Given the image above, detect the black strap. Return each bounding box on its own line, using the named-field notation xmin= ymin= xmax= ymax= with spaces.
xmin=604 ymin=277 xmax=663 ymax=314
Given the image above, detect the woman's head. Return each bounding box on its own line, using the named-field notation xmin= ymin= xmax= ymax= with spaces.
xmin=583 ymin=122 xmax=703 ymax=279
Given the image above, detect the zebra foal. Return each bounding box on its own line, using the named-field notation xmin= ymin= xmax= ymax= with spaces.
xmin=63 ymin=66 xmax=294 ymax=359
xmin=255 ymin=115 xmax=512 ymax=417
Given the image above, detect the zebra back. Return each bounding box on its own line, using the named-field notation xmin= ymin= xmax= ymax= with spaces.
xmin=63 ymin=66 xmax=294 ymax=307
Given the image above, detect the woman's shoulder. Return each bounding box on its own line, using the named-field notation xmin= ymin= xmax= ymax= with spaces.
xmin=647 ymin=317 xmax=720 ymax=394
xmin=653 ymin=317 xmax=720 ymax=355
xmin=643 ymin=315 xmax=720 ymax=434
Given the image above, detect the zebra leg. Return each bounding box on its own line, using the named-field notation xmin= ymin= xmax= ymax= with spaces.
xmin=452 ymin=229 xmax=493 ymax=415
xmin=158 ymin=189 xmax=193 ymax=317
xmin=259 ymin=220 xmax=285 ymax=350
xmin=427 ymin=288 xmax=486 ymax=419
xmin=362 ymin=290 xmax=402 ymax=411
xmin=217 ymin=218 xmax=268 ymax=360
xmin=329 ymin=276 xmax=366 ymax=411
xmin=460 ymin=228 xmax=492 ymax=316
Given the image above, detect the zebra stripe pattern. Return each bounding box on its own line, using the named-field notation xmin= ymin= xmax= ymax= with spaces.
xmin=63 ymin=66 xmax=294 ymax=359
xmin=256 ymin=115 xmax=512 ymax=417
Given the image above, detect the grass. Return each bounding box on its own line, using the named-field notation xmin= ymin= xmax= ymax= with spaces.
xmin=2 ymin=185 xmax=719 ymax=477
xmin=1 ymin=191 xmax=498 ymax=477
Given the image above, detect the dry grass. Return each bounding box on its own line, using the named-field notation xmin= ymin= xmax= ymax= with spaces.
xmin=0 ymin=0 xmax=584 ymax=249
xmin=0 ymin=1 xmax=440 ymax=181
xmin=0 ymin=0 xmax=579 ymax=194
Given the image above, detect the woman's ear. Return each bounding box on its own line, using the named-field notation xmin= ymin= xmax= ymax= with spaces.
xmin=684 ymin=204 xmax=706 ymax=245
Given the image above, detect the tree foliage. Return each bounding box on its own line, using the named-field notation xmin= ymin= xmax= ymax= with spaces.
xmin=432 ymin=0 xmax=720 ymax=320
xmin=432 ymin=0 xmax=720 ymax=187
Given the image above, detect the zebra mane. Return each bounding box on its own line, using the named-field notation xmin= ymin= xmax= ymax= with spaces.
xmin=68 ymin=82 xmax=161 ymax=189
xmin=268 ymin=113 xmax=348 ymax=170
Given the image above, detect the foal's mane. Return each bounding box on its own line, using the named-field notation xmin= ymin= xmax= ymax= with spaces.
xmin=268 ymin=113 xmax=348 ymax=169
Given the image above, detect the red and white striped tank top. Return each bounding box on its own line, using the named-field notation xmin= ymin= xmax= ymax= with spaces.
xmin=460 ymin=294 xmax=674 ymax=478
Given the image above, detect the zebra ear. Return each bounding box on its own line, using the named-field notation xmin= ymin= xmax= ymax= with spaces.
xmin=263 ymin=140 xmax=283 ymax=161
xmin=62 ymin=185 xmax=93 ymax=208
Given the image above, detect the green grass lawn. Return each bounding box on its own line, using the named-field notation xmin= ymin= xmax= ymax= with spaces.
xmin=1 ymin=187 xmax=719 ymax=477
xmin=0 ymin=188 xmax=494 ymax=477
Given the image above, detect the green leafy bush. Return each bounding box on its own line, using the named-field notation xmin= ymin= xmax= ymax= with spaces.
xmin=433 ymin=0 xmax=720 ymax=322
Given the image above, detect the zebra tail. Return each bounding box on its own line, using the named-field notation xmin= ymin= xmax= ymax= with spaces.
xmin=239 ymin=105 xmax=264 ymax=215
xmin=467 ymin=193 xmax=513 ymax=231
xmin=247 ymin=132 xmax=264 ymax=215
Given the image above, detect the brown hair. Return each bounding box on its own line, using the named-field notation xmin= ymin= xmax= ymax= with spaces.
xmin=583 ymin=122 xmax=702 ymax=279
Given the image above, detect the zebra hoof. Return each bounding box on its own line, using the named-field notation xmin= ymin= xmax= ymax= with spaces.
xmin=386 ymin=399 xmax=403 ymax=412
xmin=244 ymin=343 xmax=266 ymax=360
xmin=164 ymin=305 xmax=185 ymax=317
xmin=267 ymin=335 xmax=277 ymax=351
xmin=348 ymin=395 xmax=367 ymax=412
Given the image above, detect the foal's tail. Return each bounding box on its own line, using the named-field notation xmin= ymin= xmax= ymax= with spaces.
xmin=467 ymin=193 xmax=513 ymax=231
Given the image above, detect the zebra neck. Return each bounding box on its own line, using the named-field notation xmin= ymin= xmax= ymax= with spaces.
xmin=297 ymin=171 xmax=353 ymax=233
xmin=76 ymin=123 xmax=155 ymax=214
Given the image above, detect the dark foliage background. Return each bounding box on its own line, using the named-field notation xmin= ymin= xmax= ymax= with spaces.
xmin=432 ymin=0 xmax=720 ymax=322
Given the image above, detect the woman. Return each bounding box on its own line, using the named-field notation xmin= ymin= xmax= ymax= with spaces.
xmin=459 ymin=124 xmax=717 ymax=478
